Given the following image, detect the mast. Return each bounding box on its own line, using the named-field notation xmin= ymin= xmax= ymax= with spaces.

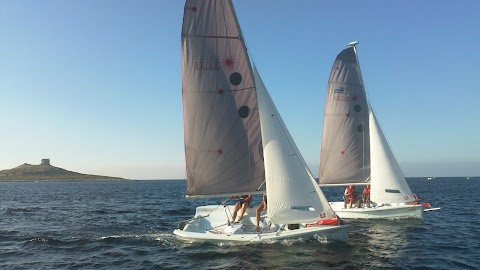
xmin=348 ymin=41 xmax=369 ymax=185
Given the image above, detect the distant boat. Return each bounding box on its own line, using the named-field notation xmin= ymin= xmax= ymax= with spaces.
xmin=173 ymin=0 xmax=350 ymax=242
xmin=318 ymin=42 xmax=439 ymax=219
xmin=427 ymin=177 xmax=433 ymax=180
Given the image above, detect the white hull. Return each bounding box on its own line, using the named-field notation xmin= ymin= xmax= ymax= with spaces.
xmin=173 ymin=205 xmax=350 ymax=243
xmin=329 ymin=202 xmax=424 ymax=219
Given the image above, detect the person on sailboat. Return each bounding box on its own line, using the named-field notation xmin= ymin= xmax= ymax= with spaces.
xmin=344 ymin=185 xmax=357 ymax=209
xmin=357 ymin=184 xmax=371 ymax=208
xmin=255 ymin=194 xmax=267 ymax=230
xmin=230 ymin=194 xmax=252 ymax=223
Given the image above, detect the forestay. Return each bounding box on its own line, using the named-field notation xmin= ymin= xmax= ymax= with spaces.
xmin=182 ymin=0 xmax=264 ymax=197
xmin=320 ymin=47 xmax=370 ymax=186
xmin=254 ymin=67 xmax=336 ymax=224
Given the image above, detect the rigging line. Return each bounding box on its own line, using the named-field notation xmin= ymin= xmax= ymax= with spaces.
xmin=182 ymin=186 xmax=188 ymax=200
xmin=319 ymin=61 xmax=331 ymax=182
xmin=178 ymin=215 xmax=207 ymax=223
xmin=249 ymin=138 xmax=251 ymax=187
xmin=187 ymin=87 xmax=255 ymax=93
xmin=257 ymin=179 xmax=266 ymax=191
xmin=327 ymin=80 xmax=363 ymax=87
xmin=223 ymin=196 xmax=234 ymax=222
xmin=209 ymin=222 xmax=230 ymax=231
xmin=353 ymin=45 xmax=370 ymax=184
xmin=182 ymin=198 xmax=231 ymax=223
xmin=248 ymin=221 xmax=272 ymax=241
xmin=362 ymin=116 xmax=366 ymax=182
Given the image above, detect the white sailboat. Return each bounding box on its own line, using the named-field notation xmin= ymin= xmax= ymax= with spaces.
xmin=173 ymin=0 xmax=350 ymax=242
xmin=319 ymin=42 xmax=438 ymax=219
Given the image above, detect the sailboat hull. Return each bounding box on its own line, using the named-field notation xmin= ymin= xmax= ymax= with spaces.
xmin=329 ymin=202 xmax=424 ymax=219
xmin=173 ymin=205 xmax=350 ymax=243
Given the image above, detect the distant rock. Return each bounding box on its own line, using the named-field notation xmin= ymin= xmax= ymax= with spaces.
xmin=0 ymin=159 xmax=124 ymax=181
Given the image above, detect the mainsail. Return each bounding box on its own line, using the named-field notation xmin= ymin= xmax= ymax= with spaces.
xmin=254 ymin=67 xmax=336 ymax=224
xmin=182 ymin=0 xmax=264 ymax=197
xmin=319 ymin=47 xmax=370 ymax=186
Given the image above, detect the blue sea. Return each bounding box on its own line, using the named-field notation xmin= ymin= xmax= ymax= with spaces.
xmin=1 ymin=177 xmax=479 ymax=269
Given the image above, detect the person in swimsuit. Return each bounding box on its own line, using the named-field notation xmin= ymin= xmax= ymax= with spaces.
xmin=230 ymin=194 xmax=252 ymax=223
xmin=256 ymin=194 xmax=267 ymax=229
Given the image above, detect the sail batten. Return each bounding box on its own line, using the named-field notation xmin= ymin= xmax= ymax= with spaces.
xmin=185 ymin=190 xmax=265 ymax=200
xmin=326 ymin=81 xmax=363 ymax=87
xmin=183 ymin=34 xmax=241 ymax=39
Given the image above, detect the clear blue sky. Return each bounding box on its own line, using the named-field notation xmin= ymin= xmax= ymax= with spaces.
xmin=1 ymin=1 xmax=479 ymax=179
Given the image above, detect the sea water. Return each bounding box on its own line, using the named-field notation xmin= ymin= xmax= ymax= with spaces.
xmin=0 ymin=178 xmax=479 ymax=269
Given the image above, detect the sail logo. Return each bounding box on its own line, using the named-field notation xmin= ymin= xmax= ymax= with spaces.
xmin=334 ymin=87 xmax=345 ymax=94
xmin=333 ymin=86 xmax=353 ymax=102
xmin=334 ymin=86 xmax=351 ymax=96
xmin=195 ymin=56 xmax=219 ymax=71
xmin=194 ymin=56 xmax=237 ymax=71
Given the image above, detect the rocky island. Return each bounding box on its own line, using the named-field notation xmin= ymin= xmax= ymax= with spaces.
xmin=0 ymin=159 xmax=124 ymax=181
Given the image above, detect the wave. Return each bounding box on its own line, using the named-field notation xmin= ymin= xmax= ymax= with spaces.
xmin=4 ymin=207 xmax=41 ymax=214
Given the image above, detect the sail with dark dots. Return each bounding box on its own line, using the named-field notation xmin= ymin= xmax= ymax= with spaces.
xmin=319 ymin=47 xmax=370 ymax=186
xmin=181 ymin=0 xmax=264 ymax=197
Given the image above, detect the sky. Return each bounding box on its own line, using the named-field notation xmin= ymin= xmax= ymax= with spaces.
xmin=1 ymin=0 xmax=479 ymax=179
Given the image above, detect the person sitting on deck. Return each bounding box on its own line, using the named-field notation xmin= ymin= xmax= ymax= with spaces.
xmin=256 ymin=194 xmax=267 ymax=230
xmin=344 ymin=185 xmax=356 ymax=209
xmin=357 ymin=184 xmax=371 ymax=208
xmin=230 ymin=194 xmax=252 ymax=223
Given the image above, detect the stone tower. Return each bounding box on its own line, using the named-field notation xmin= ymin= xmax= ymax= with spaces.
xmin=41 ymin=159 xmax=50 ymax=166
